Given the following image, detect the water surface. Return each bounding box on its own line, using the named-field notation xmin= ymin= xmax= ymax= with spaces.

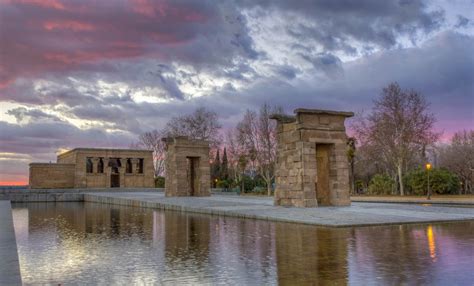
xmin=12 ymin=202 xmax=474 ymax=285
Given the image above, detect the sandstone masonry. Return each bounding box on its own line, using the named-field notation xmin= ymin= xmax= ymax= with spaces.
xmin=271 ymin=109 xmax=354 ymax=207
xmin=29 ymin=148 xmax=154 ymax=189
xmin=163 ymin=137 xmax=210 ymax=197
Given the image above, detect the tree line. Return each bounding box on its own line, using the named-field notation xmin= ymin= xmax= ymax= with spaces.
xmin=134 ymin=83 xmax=473 ymax=196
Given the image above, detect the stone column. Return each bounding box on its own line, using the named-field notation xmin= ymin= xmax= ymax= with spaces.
xmin=92 ymin=157 xmax=99 ymax=174
xmin=119 ymin=158 xmax=126 ymax=188
xmin=131 ymin=158 xmax=139 ymax=174
xmin=104 ymin=158 xmax=111 ymax=188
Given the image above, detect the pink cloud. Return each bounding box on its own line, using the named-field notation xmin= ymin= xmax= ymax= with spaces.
xmin=1 ymin=0 xmax=66 ymax=10
xmin=0 ymin=0 xmax=215 ymax=90
xmin=43 ymin=20 xmax=95 ymax=31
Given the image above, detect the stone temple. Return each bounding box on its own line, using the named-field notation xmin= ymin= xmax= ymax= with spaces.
xmin=270 ymin=108 xmax=354 ymax=207
xmin=163 ymin=136 xmax=211 ymax=197
xmin=29 ymin=148 xmax=154 ymax=189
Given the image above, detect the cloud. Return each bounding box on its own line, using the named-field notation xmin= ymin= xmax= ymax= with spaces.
xmin=240 ymin=0 xmax=445 ymax=54
xmin=0 ymin=0 xmax=259 ymax=90
xmin=0 ymin=0 xmax=472 ymax=184
xmin=212 ymin=31 xmax=473 ymax=136
xmin=455 ymin=15 xmax=471 ymax=28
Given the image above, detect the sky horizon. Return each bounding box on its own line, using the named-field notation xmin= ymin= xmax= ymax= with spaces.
xmin=1 ymin=0 xmax=473 ymax=185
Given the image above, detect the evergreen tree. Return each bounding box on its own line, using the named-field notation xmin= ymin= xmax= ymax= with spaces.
xmin=211 ymin=150 xmax=221 ymax=186
xmin=221 ymin=147 xmax=229 ymax=180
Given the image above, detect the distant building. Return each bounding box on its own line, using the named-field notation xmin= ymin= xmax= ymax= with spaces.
xmin=29 ymin=148 xmax=154 ymax=189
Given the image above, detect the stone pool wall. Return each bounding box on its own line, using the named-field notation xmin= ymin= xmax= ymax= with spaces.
xmin=0 ymin=188 xmax=161 ymax=202
xmin=0 ymin=201 xmax=22 ymax=285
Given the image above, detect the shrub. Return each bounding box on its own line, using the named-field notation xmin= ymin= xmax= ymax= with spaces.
xmin=405 ymin=168 xmax=460 ymax=195
xmin=355 ymin=180 xmax=366 ymax=194
xmin=242 ymin=175 xmax=266 ymax=193
xmin=250 ymin=186 xmax=267 ymax=195
xmin=368 ymin=174 xmax=395 ymax=195
xmin=154 ymin=176 xmax=165 ymax=188
xmin=216 ymin=179 xmax=231 ymax=189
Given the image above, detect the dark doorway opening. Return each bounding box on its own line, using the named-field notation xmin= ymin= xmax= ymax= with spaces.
xmin=316 ymin=144 xmax=331 ymax=206
xmin=111 ymin=174 xmax=120 ymax=188
xmin=187 ymin=157 xmax=199 ymax=196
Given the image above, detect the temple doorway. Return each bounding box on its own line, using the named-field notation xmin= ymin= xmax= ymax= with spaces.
xmin=111 ymin=174 xmax=120 ymax=188
xmin=187 ymin=157 xmax=200 ymax=196
xmin=316 ymin=144 xmax=332 ymax=206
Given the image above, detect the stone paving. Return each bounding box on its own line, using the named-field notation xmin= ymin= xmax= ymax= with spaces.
xmin=0 ymin=201 xmax=22 ymax=285
xmin=351 ymin=195 xmax=474 ymax=205
xmin=84 ymin=192 xmax=474 ymax=227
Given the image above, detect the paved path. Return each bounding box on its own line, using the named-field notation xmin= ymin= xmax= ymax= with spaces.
xmin=351 ymin=195 xmax=474 ymax=205
xmin=84 ymin=192 xmax=474 ymax=227
xmin=0 ymin=201 xmax=22 ymax=285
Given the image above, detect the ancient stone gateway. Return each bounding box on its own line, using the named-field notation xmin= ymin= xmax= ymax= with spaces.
xmin=163 ymin=136 xmax=211 ymax=197
xmin=271 ymin=108 xmax=354 ymax=207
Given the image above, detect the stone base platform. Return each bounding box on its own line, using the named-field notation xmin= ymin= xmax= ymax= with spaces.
xmin=84 ymin=192 xmax=474 ymax=227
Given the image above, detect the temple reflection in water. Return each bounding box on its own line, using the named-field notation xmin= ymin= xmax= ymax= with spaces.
xmin=12 ymin=203 xmax=474 ymax=285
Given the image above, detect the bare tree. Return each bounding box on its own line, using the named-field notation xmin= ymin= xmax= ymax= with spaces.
xmin=438 ymin=130 xmax=474 ymax=194
xmin=225 ymin=129 xmax=248 ymax=192
xmin=164 ymin=107 xmax=222 ymax=148
xmin=236 ymin=103 xmax=282 ymax=196
xmin=132 ymin=130 xmax=166 ymax=177
xmin=353 ymin=82 xmax=439 ymax=195
xmin=133 ymin=107 xmax=221 ymax=178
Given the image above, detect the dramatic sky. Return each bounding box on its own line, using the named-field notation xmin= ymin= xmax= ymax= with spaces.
xmin=0 ymin=0 xmax=473 ymax=185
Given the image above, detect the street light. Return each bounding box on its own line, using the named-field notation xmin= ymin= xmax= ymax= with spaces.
xmin=426 ymin=163 xmax=432 ymax=200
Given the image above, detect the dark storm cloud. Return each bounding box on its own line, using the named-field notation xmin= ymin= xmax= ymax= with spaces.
xmin=0 ymin=119 xmax=135 ymax=156
xmin=300 ymin=53 xmax=344 ymax=78
xmin=217 ymin=31 xmax=473 ymax=136
xmin=241 ymin=0 xmax=445 ymax=53
xmin=0 ymin=0 xmax=259 ymax=90
xmin=455 ymin=15 xmax=471 ymax=28
xmin=6 ymin=107 xmax=63 ymax=123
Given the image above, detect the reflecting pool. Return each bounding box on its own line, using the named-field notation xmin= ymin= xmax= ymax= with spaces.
xmin=12 ymin=202 xmax=474 ymax=285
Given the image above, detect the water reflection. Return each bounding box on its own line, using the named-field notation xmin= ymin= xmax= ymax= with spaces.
xmin=12 ymin=203 xmax=474 ymax=285
xmin=275 ymin=224 xmax=349 ymax=285
xmin=426 ymin=225 xmax=437 ymax=262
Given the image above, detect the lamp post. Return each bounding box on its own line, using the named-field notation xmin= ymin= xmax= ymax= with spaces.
xmin=426 ymin=163 xmax=432 ymax=200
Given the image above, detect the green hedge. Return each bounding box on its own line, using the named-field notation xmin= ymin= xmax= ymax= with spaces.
xmin=404 ymin=168 xmax=460 ymax=195
xmin=367 ymin=174 xmax=395 ymax=195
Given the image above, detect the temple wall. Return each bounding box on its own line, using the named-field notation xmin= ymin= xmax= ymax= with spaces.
xmin=29 ymin=148 xmax=154 ymax=189
xmin=29 ymin=163 xmax=75 ymax=189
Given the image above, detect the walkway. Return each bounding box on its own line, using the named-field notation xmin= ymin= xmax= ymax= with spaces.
xmin=351 ymin=195 xmax=474 ymax=205
xmin=84 ymin=192 xmax=474 ymax=227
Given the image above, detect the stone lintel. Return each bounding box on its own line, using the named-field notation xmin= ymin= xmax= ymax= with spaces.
xmin=269 ymin=114 xmax=297 ymax=123
xmin=294 ymin=108 xmax=354 ymax=117
xmin=297 ymin=126 xmax=346 ymax=132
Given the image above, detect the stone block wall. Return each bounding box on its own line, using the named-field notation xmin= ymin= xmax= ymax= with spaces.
xmin=71 ymin=149 xmax=155 ymax=188
xmin=29 ymin=148 xmax=154 ymax=189
xmin=271 ymin=109 xmax=353 ymax=207
xmin=29 ymin=163 xmax=75 ymax=189
xmin=163 ymin=137 xmax=210 ymax=197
